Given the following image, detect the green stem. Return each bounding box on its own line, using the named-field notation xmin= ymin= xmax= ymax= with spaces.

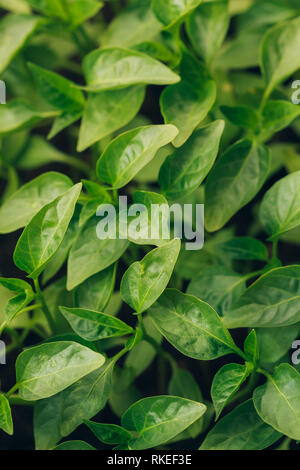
xmin=112 ymin=345 xmax=130 ymax=364
xmin=228 ymin=371 xmax=259 ymax=407
xmin=34 ymin=279 xmax=57 ymax=335
xmin=5 ymin=383 xmax=20 ymax=398
xmin=16 ymin=303 xmax=42 ymax=317
xmin=77 ymin=25 xmax=95 ymax=51
xmin=259 ymin=87 xmax=271 ymax=114
xmin=137 ymin=313 xmax=146 ymax=336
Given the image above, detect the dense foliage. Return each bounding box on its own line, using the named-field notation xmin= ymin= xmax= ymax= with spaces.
xmin=0 ymin=0 xmax=300 ymax=451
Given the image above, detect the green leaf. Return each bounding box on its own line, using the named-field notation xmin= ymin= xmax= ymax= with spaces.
xmin=85 ymin=421 xmax=132 ymax=445
xmin=211 ymin=363 xmax=250 ymax=419
xmin=26 ymin=0 xmax=67 ymax=19
xmin=261 ymin=17 xmax=300 ymax=97
xmin=205 ymin=139 xmax=271 ymax=232
xmin=34 ymin=359 xmax=114 ymax=449
xmin=237 ymin=0 xmax=298 ymax=32
xmin=187 ymin=0 xmax=229 ymax=64
xmin=28 ymin=62 xmax=85 ymax=112
xmin=160 ymin=54 xmax=216 ymax=147
xmin=224 ymin=266 xmax=300 ymax=328
xmin=168 ymin=368 xmax=204 ymax=438
xmin=215 ymin=27 xmax=264 ymax=70
xmin=187 ymin=266 xmax=246 ymax=315
xmin=217 ymin=237 xmax=269 ymax=261
xmin=121 ymin=239 xmax=181 ymax=313
xmin=14 ymin=183 xmax=82 ymax=279
xmin=257 ymin=324 xmax=300 ymax=365
xmin=67 ymin=217 xmax=129 ymax=290
xmin=82 ymin=47 xmax=180 ymax=92
xmin=0 ymin=277 xmax=35 ymax=322
xmin=220 ymin=105 xmax=259 ymax=131
xmin=149 ymin=289 xmax=238 ymax=360
xmin=74 ymin=264 xmax=116 ymax=311
xmin=124 ymin=316 xmax=162 ymax=380
xmin=48 ymin=110 xmax=82 ymax=139
xmin=261 ymin=100 xmax=300 ymax=137
xmin=60 ymin=306 xmax=133 ymax=341
xmin=122 ymin=395 xmax=206 ymax=450
xmin=244 ymin=330 xmax=259 ymax=365
xmin=54 ymin=441 xmax=95 ymax=450
xmin=96 ymin=124 xmax=178 ymax=189
xmin=101 ymin=1 xmax=162 ymax=48
xmin=0 ymin=100 xmax=47 ymax=135
xmin=109 ymin=366 xmax=141 ymax=418
xmin=253 ymin=364 xmax=300 ymax=440
xmin=0 ymin=172 xmax=73 ymax=234
xmin=259 ymin=171 xmax=300 ymax=239
xmin=0 ymin=0 xmax=31 ymax=14
xmin=16 ymin=341 xmax=106 ymax=400
xmin=151 ymin=0 xmax=203 ymax=28
xmin=159 ymin=120 xmax=224 ymax=200
xmin=65 ymin=0 xmax=103 ymax=27
xmin=42 ymin=207 xmax=80 ymax=284
xmin=0 ymin=395 xmax=13 ymax=435
xmin=16 ymin=136 xmax=81 ymax=171
xmin=133 ymin=41 xmax=174 ymax=63
xmin=0 ymin=13 xmax=40 ymax=74
xmin=200 ymin=399 xmax=281 ymax=450
xmin=77 ymin=86 xmax=145 ymax=152
xmin=120 ymin=190 xmax=170 ymax=246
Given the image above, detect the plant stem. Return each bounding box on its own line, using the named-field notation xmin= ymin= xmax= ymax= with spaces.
xmin=34 ymin=279 xmax=57 ymax=335
xmin=137 ymin=313 xmax=146 ymax=336
xmin=5 ymin=383 xmax=20 ymax=398
xmin=228 ymin=371 xmax=259 ymax=407
xmin=112 ymin=345 xmax=130 ymax=364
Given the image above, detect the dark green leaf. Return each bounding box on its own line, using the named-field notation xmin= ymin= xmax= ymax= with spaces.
xmin=159 ymin=120 xmax=224 ymax=201
xmin=121 ymin=239 xmax=181 ymax=313
xmin=96 ymin=125 xmax=178 ymax=188
xmin=0 ymin=172 xmax=73 ymax=234
xmin=16 ymin=341 xmax=106 ymax=400
xmin=77 ymin=86 xmax=145 ymax=151
xmin=205 ymin=140 xmax=271 ymax=232
xmin=211 ymin=363 xmax=250 ymax=419
xmin=82 ymin=47 xmax=180 ymax=92
xmin=200 ymin=399 xmax=281 ymax=450
xmin=224 ymin=266 xmax=300 ymax=328
xmin=253 ymin=364 xmax=300 ymax=440
xmin=187 ymin=0 xmax=229 ymax=64
xmin=149 ymin=289 xmax=238 ymax=360
xmin=14 ymin=183 xmax=82 ymax=278
xmin=160 ymin=54 xmax=216 ymax=147
xmin=0 ymin=395 xmax=13 ymax=435
xmin=122 ymin=395 xmax=206 ymax=450
xmin=60 ymin=306 xmax=133 ymax=341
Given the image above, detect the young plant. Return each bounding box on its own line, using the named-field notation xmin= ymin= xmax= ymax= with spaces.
xmin=0 ymin=0 xmax=300 ymax=451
